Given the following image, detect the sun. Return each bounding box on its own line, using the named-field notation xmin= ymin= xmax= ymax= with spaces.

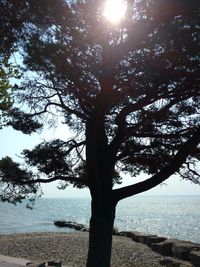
xmin=103 ymin=0 xmax=127 ymax=24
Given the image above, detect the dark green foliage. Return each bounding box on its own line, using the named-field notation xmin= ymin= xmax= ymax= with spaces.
xmin=7 ymin=108 xmax=43 ymax=134
xmin=23 ymin=139 xmax=72 ymax=175
xmin=0 ymin=0 xmax=70 ymax=56
xmin=0 ymin=57 xmax=20 ymax=127
xmin=0 ymin=156 xmax=30 ymax=184
xmin=0 ymin=157 xmax=40 ymax=205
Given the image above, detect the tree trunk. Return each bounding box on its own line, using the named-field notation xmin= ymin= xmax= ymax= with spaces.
xmin=85 ymin=115 xmax=116 ymax=266
xmin=86 ymin=199 xmax=116 ymax=267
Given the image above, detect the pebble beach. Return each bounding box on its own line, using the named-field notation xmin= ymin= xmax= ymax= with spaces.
xmin=0 ymin=232 xmax=164 ymax=267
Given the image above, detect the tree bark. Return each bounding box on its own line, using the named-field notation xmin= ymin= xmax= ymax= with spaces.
xmin=86 ymin=199 xmax=116 ymax=267
xmin=85 ymin=114 xmax=116 ymax=267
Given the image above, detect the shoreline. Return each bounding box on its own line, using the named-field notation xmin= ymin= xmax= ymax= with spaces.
xmin=0 ymin=231 xmax=164 ymax=267
xmin=0 ymin=230 xmax=199 ymax=266
xmin=1 ymin=196 xmax=200 ymax=245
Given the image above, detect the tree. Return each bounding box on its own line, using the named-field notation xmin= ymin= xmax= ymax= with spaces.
xmin=0 ymin=57 xmax=41 ymax=203
xmin=0 ymin=0 xmax=200 ymax=266
xmin=0 ymin=57 xmax=19 ymax=128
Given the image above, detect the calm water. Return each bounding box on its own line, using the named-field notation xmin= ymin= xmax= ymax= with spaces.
xmin=0 ymin=196 xmax=199 ymax=243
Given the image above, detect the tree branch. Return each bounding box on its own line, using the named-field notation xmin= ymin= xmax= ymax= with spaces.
xmin=125 ymin=129 xmax=191 ymax=139
xmin=110 ymin=95 xmax=194 ymax=161
xmin=113 ymin=127 xmax=200 ymax=203
xmin=65 ymin=140 xmax=86 ymax=155
xmin=109 ymin=91 xmax=176 ymax=159
xmin=23 ymin=175 xmax=87 ymax=186
xmin=53 ymin=83 xmax=87 ymax=120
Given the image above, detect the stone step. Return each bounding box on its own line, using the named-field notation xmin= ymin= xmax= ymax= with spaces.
xmin=160 ymin=256 xmax=192 ymax=267
xmin=190 ymin=251 xmax=200 ymax=267
xmin=172 ymin=242 xmax=200 ymax=261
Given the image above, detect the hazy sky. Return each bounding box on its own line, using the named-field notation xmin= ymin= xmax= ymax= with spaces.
xmin=1 ymin=125 xmax=200 ymax=198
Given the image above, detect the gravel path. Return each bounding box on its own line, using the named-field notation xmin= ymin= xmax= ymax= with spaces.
xmin=0 ymin=232 xmax=164 ymax=267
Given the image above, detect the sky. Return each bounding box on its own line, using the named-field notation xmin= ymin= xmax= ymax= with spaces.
xmin=1 ymin=125 xmax=200 ymax=198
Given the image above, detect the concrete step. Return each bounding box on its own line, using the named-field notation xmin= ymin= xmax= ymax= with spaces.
xmin=0 ymin=255 xmax=70 ymax=267
xmin=0 ymin=255 xmax=29 ymax=267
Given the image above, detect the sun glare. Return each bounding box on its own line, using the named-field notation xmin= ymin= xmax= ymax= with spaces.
xmin=103 ymin=0 xmax=127 ymax=24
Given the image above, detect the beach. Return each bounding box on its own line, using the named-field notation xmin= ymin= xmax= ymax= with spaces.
xmin=0 ymin=232 xmax=164 ymax=267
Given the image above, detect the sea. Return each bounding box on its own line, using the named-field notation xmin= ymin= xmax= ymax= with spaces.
xmin=0 ymin=196 xmax=199 ymax=244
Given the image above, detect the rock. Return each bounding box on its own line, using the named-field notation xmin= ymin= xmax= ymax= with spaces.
xmin=172 ymin=242 xmax=200 ymax=260
xmin=119 ymin=231 xmax=167 ymax=245
xmin=112 ymin=227 xmax=120 ymax=235
xmin=151 ymin=239 xmax=181 ymax=256
xmin=69 ymin=222 xmax=86 ymax=231
xmin=27 ymin=260 xmax=62 ymax=267
xmin=81 ymin=227 xmax=89 ymax=232
xmin=160 ymin=257 xmax=192 ymax=267
xmin=26 ymin=262 xmax=46 ymax=267
xmin=47 ymin=260 xmax=62 ymax=266
xmin=119 ymin=231 xmax=141 ymax=240
xmin=54 ymin=221 xmax=85 ymax=231
xmin=121 ymin=231 xmax=152 ymax=242
xmin=146 ymin=236 xmax=167 ymax=246
xmin=133 ymin=232 xmax=157 ymax=244
xmin=54 ymin=220 xmax=68 ymax=227
xmin=189 ymin=250 xmax=200 ymax=267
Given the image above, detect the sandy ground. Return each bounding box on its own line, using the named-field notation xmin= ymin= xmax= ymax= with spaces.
xmin=0 ymin=232 xmax=164 ymax=266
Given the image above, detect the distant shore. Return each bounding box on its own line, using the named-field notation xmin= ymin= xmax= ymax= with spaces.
xmin=0 ymin=231 xmax=163 ymax=267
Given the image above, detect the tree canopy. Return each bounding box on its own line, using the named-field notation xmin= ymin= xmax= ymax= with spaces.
xmin=1 ymin=0 xmax=199 ymax=195
xmin=0 ymin=0 xmax=200 ymax=266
